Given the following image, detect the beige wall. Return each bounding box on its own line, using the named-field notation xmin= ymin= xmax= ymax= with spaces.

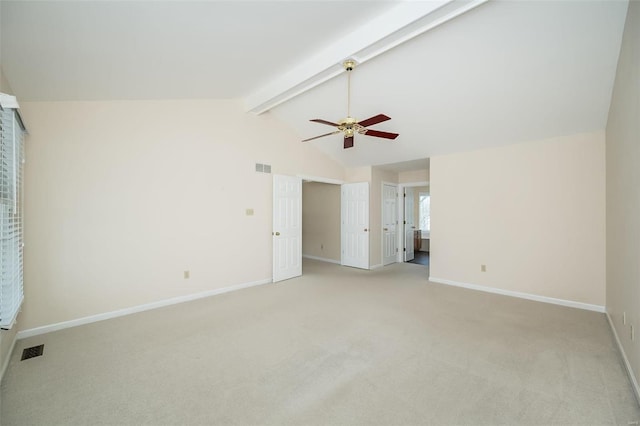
xmin=606 ymin=0 xmax=639 ymax=395
xmin=399 ymin=169 xmax=429 ymax=183
xmin=430 ymin=132 xmax=606 ymax=306
xmin=302 ymin=182 xmax=341 ymax=262
xmin=20 ymin=100 xmax=345 ymax=330
xmin=0 ymin=71 xmax=12 ymax=96
xmin=345 ymin=166 xmax=371 ymax=183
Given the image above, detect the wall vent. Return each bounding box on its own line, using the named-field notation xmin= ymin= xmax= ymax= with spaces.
xmin=255 ymin=163 xmax=271 ymax=174
xmin=21 ymin=344 xmax=44 ymax=361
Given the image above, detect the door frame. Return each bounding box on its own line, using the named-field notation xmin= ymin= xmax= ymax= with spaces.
xmin=404 ymin=186 xmax=415 ymax=262
xmin=341 ymin=181 xmax=370 ymax=269
xmin=397 ymin=181 xmax=429 ymax=263
xmin=273 ymin=174 xmax=380 ymax=273
xmin=381 ymin=181 xmax=398 ymax=266
xmin=297 ymin=175 xmax=344 ymax=186
xmin=271 ymin=174 xmax=345 ymax=282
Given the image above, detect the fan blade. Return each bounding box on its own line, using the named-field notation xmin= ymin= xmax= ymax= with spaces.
xmin=310 ymin=119 xmax=340 ymax=127
xmin=344 ymin=135 xmax=354 ymax=149
xmin=357 ymin=114 xmax=391 ymax=128
xmin=364 ymin=129 xmax=399 ymax=140
xmin=302 ymin=130 xmax=341 ymax=142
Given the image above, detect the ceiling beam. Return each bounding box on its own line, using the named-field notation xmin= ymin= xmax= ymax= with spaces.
xmin=244 ymin=0 xmax=488 ymax=114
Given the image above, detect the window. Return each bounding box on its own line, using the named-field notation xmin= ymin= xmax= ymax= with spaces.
xmin=0 ymin=96 xmax=25 ymax=329
xmin=419 ymin=192 xmax=430 ymax=235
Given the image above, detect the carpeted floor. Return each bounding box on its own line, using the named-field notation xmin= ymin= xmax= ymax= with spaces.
xmin=1 ymin=259 xmax=639 ymax=425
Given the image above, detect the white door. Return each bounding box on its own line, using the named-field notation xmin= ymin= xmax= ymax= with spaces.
xmin=404 ymin=187 xmax=415 ymax=261
xmin=273 ymin=174 xmax=302 ymax=282
xmin=382 ymin=184 xmax=397 ymax=266
xmin=341 ymin=182 xmax=369 ymax=269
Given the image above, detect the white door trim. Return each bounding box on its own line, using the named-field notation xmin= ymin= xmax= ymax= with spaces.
xmin=404 ymin=187 xmax=415 ymax=262
xmin=398 ymin=181 xmax=429 ymax=263
xmin=297 ymin=174 xmax=345 ymax=185
xmin=381 ymin=181 xmax=398 ymax=266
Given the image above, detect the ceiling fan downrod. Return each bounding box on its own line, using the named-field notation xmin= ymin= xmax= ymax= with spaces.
xmin=344 ymin=59 xmax=356 ymax=119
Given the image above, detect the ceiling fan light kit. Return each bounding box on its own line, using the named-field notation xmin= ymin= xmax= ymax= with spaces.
xmin=302 ymin=59 xmax=399 ymax=149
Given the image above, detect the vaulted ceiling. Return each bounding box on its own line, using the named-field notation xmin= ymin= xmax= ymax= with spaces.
xmin=1 ymin=1 xmax=628 ymax=170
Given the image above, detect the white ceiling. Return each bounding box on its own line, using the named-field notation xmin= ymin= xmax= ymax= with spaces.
xmin=1 ymin=1 xmax=397 ymax=100
xmin=1 ymin=0 xmax=629 ymax=171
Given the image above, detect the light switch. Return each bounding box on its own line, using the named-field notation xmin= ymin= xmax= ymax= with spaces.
xmin=246 ymin=208 xmax=254 ymax=216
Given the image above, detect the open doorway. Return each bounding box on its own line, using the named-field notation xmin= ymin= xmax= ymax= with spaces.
xmin=406 ymin=186 xmax=429 ymax=266
xmin=301 ymin=181 xmax=342 ymax=265
xmin=373 ymin=159 xmax=430 ymax=270
xmin=301 ymin=179 xmax=370 ymax=270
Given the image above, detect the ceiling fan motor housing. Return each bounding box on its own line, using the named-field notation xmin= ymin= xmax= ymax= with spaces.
xmin=338 ymin=117 xmax=365 ymax=137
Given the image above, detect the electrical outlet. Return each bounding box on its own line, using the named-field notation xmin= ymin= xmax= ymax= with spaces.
xmin=481 ymin=264 xmax=486 ymax=272
xmin=184 ymin=270 xmax=190 ymax=279
xmin=246 ymin=208 xmax=254 ymax=216
xmin=623 ymin=312 xmax=626 ymax=325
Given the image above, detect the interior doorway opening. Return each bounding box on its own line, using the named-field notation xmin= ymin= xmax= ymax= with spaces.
xmin=396 ymin=180 xmax=429 ymax=269
xmin=301 ymin=180 xmax=342 ymax=265
xmin=405 ymin=185 xmax=430 ymax=266
xmin=298 ymin=177 xmax=369 ymax=271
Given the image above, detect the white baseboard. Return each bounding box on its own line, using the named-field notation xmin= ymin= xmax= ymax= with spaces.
xmin=428 ymin=276 xmax=605 ymax=313
xmin=302 ymin=254 xmax=341 ymax=265
xmin=606 ymin=312 xmax=640 ymax=406
xmin=17 ymin=278 xmax=272 ymax=340
xmin=370 ymin=264 xmax=383 ymax=270
xmin=1 ymin=332 xmax=18 ymax=383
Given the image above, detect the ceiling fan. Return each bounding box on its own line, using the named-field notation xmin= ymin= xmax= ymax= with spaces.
xmin=302 ymin=60 xmax=399 ymax=149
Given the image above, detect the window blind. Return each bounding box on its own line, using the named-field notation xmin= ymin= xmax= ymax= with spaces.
xmin=0 ymin=102 xmax=25 ymax=329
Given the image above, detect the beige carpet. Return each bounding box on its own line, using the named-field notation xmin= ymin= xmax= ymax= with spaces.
xmin=1 ymin=259 xmax=639 ymax=425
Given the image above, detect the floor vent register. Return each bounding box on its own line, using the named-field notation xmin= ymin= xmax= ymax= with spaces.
xmin=21 ymin=344 xmax=44 ymax=361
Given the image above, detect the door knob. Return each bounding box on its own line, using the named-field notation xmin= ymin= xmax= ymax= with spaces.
xmin=274 ymin=232 xmax=280 ymax=236
xmin=383 ymin=228 xmax=388 ymax=231
xmin=364 ymin=229 xmax=368 ymax=232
